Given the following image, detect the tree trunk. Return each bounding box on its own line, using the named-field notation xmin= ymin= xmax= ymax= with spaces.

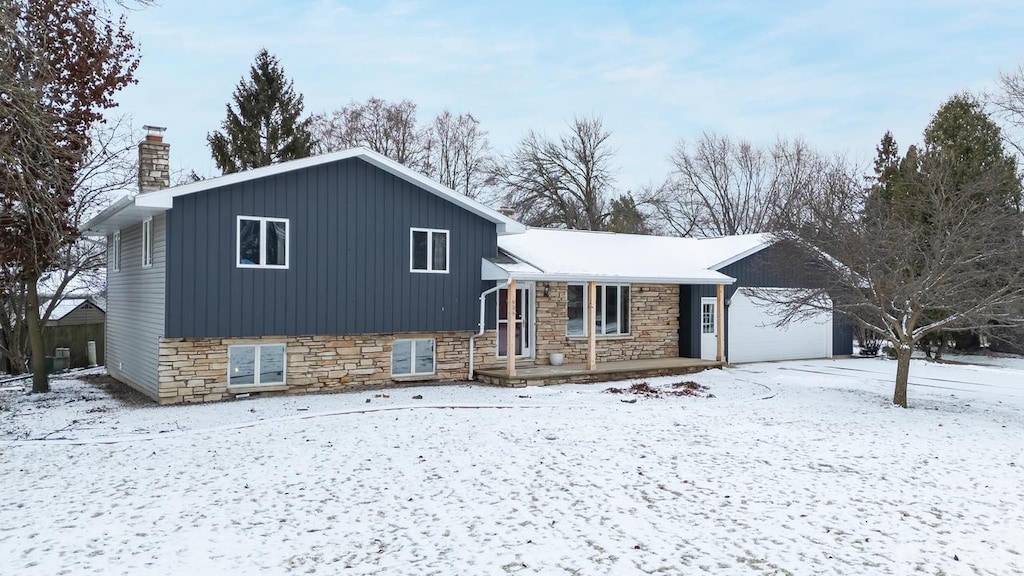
xmin=24 ymin=275 xmax=49 ymax=393
xmin=893 ymin=344 xmax=912 ymax=408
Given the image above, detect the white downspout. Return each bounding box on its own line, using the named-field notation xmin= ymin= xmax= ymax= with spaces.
xmin=469 ymin=280 xmax=510 ymax=380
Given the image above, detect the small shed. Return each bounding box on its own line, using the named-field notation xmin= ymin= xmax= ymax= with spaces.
xmin=43 ymin=296 xmax=106 ymax=367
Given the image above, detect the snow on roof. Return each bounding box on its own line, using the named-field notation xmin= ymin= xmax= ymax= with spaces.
xmin=42 ymin=296 xmax=106 ymax=322
xmin=689 ymin=233 xmax=774 ymax=270
xmin=82 ymin=147 xmax=525 ymax=236
xmin=493 ymin=229 xmax=773 ymax=284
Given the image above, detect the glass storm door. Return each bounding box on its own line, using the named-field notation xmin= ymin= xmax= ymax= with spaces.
xmin=498 ymin=285 xmax=532 ymax=358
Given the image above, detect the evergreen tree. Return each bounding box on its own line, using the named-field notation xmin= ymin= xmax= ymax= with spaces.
xmin=922 ymin=93 xmax=1021 ymax=209
xmin=605 ymin=194 xmax=651 ymax=234
xmin=207 ymin=49 xmax=313 ymax=174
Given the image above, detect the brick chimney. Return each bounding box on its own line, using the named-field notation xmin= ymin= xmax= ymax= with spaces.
xmin=138 ymin=125 xmax=170 ymax=192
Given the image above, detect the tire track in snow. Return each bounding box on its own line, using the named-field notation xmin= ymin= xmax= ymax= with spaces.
xmin=5 ymin=403 xmax=557 ymax=447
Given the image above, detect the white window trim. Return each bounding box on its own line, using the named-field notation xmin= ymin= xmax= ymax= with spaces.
xmin=111 ymin=231 xmax=121 ymax=272
xmin=566 ymin=283 xmax=631 ymax=337
xmin=141 ymin=217 xmax=153 ymax=268
xmin=392 ymin=338 xmax=437 ymax=377
xmin=236 ymin=215 xmax=290 ymax=269
xmin=409 ymin=227 xmax=450 ymax=274
xmin=227 ymin=343 xmax=287 ymax=388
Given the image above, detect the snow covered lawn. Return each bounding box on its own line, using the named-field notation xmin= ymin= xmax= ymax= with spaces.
xmin=1 ymin=357 xmax=1022 ymax=575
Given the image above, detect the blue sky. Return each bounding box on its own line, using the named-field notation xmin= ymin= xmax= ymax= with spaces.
xmin=114 ymin=0 xmax=1024 ymax=192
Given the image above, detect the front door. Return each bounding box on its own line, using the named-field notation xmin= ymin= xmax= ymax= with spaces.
xmin=700 ymin=297 xmax=718 ymax=361
xmin=498 ymin=284 xmax=533 ymax=358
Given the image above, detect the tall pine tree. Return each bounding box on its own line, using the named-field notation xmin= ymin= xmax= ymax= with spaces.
xmin=922 ymin=93 xmax=1021 ymax=210
xmin=208 ymin=49 xmax=313 ymax=174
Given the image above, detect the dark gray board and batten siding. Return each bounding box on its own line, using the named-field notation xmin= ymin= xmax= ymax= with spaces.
xmin=678 ymin=243 xmax=855 ymax=359
xmin=165 ymin=157 xmax=498 ymax=338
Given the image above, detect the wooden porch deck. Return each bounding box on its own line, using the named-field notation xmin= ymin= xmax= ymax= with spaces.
xmin=474 ymin=357 xmax=725 ymax=387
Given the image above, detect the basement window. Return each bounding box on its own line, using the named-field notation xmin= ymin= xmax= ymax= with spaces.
xmin=228 ymin=343 xmax=286 ymax=387
xmin=392 ymin=338 xmax=435 ymax=377
xmin=237 ymin=216 xmax=289 ymax=269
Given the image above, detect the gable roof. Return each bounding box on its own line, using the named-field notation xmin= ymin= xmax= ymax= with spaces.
xmin=488 ymin=228 xmax=775 ymax=285
xmin=82 ymin=147 xmax=525 ymax=236
xmin=42 ymin=296 xmax=106 ymax=322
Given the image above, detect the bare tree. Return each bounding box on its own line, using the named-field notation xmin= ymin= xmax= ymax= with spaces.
xmin=0 ymin=115 xmax=133 ymax=375
xmin=492 ymin=116 xmax=615 ymax=229
xmin=312 ymin=97 xmax=432 ymax=172
xmin=763 ymin=152 xmax=1024 ymax=408
xmin=989 ymin=64 xmax=1024 ymax=157
xmin=648 ymin=134 xmax=817 ymax=237
xmin=0 ymin=0 xmax=138 ymax=392
xmin=429 ymin=110 xmax=493 ymax=199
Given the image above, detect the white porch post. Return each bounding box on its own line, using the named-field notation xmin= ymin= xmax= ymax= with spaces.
xmin=716 ymin=283 xmax=726 ymax=362
xmin=507 ymin=279 xmax=517 ymax=377
xmin=587 ymin=281 xmax=597 ymax=371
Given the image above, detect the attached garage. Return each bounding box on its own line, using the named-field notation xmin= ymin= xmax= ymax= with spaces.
xmin=725 ymin=288 xmax=833 ymax=363
xmin=679 ymin=235 xmax=854 ymax=362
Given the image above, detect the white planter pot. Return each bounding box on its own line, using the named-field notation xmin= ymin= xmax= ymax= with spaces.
xmin=549 ymin=353 xmax=565 ymax=366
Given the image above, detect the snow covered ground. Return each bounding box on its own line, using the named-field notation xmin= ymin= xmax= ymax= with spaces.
xmin=1 ymin=356 xmax=1022 ymax=575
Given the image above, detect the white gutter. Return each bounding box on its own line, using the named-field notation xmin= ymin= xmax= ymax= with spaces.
xmin=495 ymin=273 xmax=737 ymax=285
xmin=469 ymin=280 xmax=509 ymax=380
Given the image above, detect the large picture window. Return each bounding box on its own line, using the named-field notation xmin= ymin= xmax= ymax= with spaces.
xmin=237 ymin=216 xmax=288 ymax=269
xmin=566 ymin=284 xmax=630 ymax=337
xmin=410 ymin=228 xmax=448 ymax=273
xmin=142 ymin=217 xmax=153 ymax=268
xmin=392 ymin=338 xmax=436 ymax=376
xmin=228 ymin=343 xmax=286 ymax=387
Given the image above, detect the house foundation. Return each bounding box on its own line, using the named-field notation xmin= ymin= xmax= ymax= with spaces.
xmin=157 ymin=332 xmax=478 ymax=404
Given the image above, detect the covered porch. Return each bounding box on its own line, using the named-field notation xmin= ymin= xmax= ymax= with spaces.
xmin=474 ymin=356 xmax=725 ymax=387
xmin=478 ymin=232 xmax=737 ymax=386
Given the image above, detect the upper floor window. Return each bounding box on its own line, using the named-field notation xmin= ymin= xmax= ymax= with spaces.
xmin=110 ymin=230 xmax=121 ymax=272
xmin=410 ymin=228 xmax=448 ymax=273
xmin=142 ymin=217 xmax=153 ymax=268
xmin=237 ymin=216 xmax=288 ymax=269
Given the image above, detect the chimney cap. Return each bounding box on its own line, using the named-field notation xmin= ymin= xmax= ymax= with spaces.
xmin=142 ymin=125 xmax=167 ymax=143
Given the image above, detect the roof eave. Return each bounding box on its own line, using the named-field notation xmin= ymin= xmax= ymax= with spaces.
xmin=500 ymin=272 xmax=736 ymax=285
xmin=131 ymin=147 xmax=526 ymax=234
xmin=80 ymin=194 xmax=136 ymax=235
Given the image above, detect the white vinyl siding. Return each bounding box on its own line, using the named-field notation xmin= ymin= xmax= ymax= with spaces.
xmin=105 ymin=214 xmax=166 ymax=399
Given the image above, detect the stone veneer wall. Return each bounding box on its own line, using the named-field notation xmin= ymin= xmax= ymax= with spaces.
xmin=474 ymin=282 xmax=679 ymax=368
xmin=156 ymin=283 xmax=680 ymax=403
xmin=158 ymin=331 xmax=475 ymax=404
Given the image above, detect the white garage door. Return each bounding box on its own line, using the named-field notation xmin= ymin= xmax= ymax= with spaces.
xmin=726 ymin=288 xmax=833 ymax=363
